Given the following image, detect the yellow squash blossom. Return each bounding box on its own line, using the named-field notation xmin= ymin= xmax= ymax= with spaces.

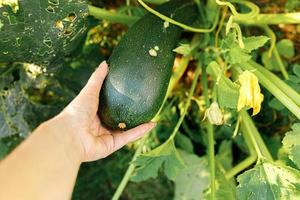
xmin=237 ymin=70 xmax=264 ymax=115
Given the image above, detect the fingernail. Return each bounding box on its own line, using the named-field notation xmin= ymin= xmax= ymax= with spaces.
xmin=99 ymin=60 xmax=107 ymax=67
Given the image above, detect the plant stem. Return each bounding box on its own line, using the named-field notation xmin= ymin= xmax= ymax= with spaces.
xmin=201 ymin=65 xmax=216 ymax=200
xmin=215 ymin=7 xmax=228 ymax=48
xmin=112 ymin=135 xmax=148 ymax=200
xmin=88 ymin=5 xmax=139 ymax=25
xmin=225 ymin=155 xmax=257 ymax=179
xmin=126 ymin=0 xmax=132 ymax=16
xmin=262 ymin=25 xmax=289 ymax=80
xmin=273 ymin=46 xmax=289 ymax=80
xmin=235 ymin=12 xmax=300 ymax=25
xmin=169 ymin=66 xmax=201 ymax=140
xmin=137 ymin=0 xmax=220 ymax=33
xmin=240 ymin=110 xmax=273 ymax=161
xmin=216 ymin=0 xmax=259 ymax=19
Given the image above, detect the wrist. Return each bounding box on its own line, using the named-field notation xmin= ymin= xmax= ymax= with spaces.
xmin=39 ymin=115 xmax=84 ymax=165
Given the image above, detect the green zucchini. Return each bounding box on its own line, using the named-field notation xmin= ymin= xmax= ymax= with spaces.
xmin=99 ymin=0 xmax=197 ymax=129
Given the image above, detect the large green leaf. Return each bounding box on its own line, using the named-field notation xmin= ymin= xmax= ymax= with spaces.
xmin=174 ymin=151 xmax=210 ymax=200
xmin=131 ymin=140 xmax=185 ymax=182
xmin=237 ymin=160 xmax=300 ymax=199
xmin=282 ymin=123 xmax=300 ymax=169
xmin=0 ymin=0 xmax=88 ymax=65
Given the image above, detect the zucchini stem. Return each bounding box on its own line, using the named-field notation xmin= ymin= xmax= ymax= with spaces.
xmin=201 ymin=64 xmax=216 ymax=200
xmin=240 ymin=110 xmax=273 ymax=161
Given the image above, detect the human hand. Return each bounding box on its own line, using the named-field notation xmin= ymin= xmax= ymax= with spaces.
xmin=46 ymin=61 xmax=155 ymax=162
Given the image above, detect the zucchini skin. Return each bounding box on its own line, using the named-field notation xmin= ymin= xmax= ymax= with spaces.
xmin=99 ymin=0 xmax=197 ymax=129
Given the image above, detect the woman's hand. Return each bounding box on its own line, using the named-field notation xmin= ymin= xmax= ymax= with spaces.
xmin=46 ymin=61 xmax=155 ymax=162
xmin=0 ymin=61 xmax=155 ymax=200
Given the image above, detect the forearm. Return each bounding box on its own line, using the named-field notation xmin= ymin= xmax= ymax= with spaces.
xmin=0 ymin=117 xmax=82 ymax=200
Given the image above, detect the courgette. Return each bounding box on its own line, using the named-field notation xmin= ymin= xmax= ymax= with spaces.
xmin=99 ymin=0 xmax=197 ymax=129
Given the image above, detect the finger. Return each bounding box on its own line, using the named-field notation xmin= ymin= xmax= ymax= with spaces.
xmin=71 ymin=61 xmax=108 ymax=104
xmin=111 ymin=122 xmax=156 ymax=152
xmin=67 ymin=61 xmax=108 ymax=115
xmin=89 ymin=122 xmax=155 ymax=160
xmin=80 ymin=61 xmax=108 ymax=98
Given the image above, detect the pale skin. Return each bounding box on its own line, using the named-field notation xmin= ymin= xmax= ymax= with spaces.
xmin=0 ymin=61 xmax=155 ymax=200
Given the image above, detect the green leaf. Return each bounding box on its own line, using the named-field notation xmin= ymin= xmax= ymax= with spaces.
xmin=175 ymin=132 xmax=194 ymax=154
xmin=285 ymin=0 xmax=300 ymax=11
xmin=0 ymin=84 xmax=31 ymax=138
xmin=131 ymin=140 xmax=184 ymax=182
xmin=174 ymin=151 xmax=210 ymax=200
xmin=173 ymin=43 xmax=192 ymax=56
xmin=221 ymin=33 xmax=269 ymax=64
xmin=216 ymin=140 xmax=233 ymax=171
xmin=277 ymin=39 xmax=295 ymax=59
xmin=0 ymin=0 xmax=88 ymax=65
xmin=174 ymin=151 xmax=236 ymax=200
xmin=282 ymin=123 xmax=300 ymax=169
xmin=243 ymin=36 xmax=270 ymax=52
xmin=207 ymin=61 xmax=239 ymax=109
xmin=228 ymin=48 xmax=251 ymax=65
xmin=237 ymin=160 xmax=300 ymax=199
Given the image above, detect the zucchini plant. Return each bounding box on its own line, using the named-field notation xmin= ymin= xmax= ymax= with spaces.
xmin=1 ymin=0 xmax=300 ymax=199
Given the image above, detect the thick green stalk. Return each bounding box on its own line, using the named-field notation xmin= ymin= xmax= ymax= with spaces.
xmin=88 ymin=5 xmax=139 ymax=25
xmin=225 ymin=155 xmax=257 ymax=179
xmin=202 ymin=65 xmax=216 ymax=200
xmin=235 ymin=12 xmax=300 ymax=25
xmin=112 ymin=135 xmax=148 ymax=200
xmin=240 ymin=110 xmax=273 ymax=161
